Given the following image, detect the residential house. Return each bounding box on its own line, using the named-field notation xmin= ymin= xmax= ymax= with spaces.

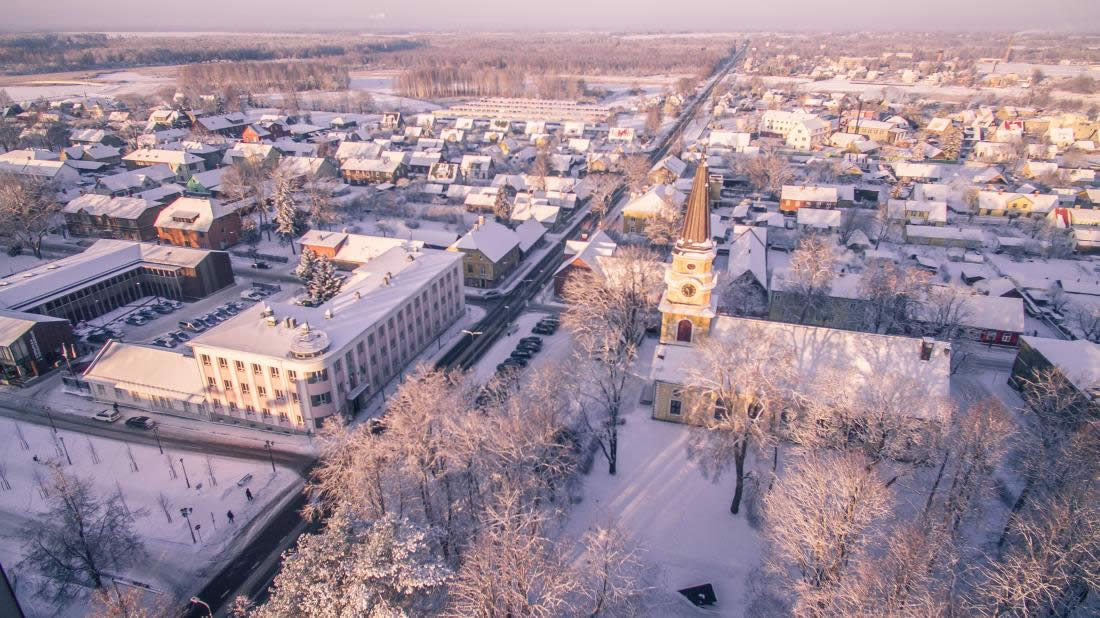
xmin=648 ymin=155 xmax=687 ymax=185
xmin=893 ymin=162 xmax=943 ymax=183
xmin=447 ymin=219 xmax=523 ymax=288
xmin=155 ymin=196 xmax=242 ymax=250
xmin=622 ymin=185 xmax=685 ymax=235
xmin=887 ymin=199 xmax=948 ymax=225
xmin=341 ymin=157 xmax=406 ymax=185
xmin=223 ymin=143 xmax=280 ymax=168
xmin=553 ymin=230 xmax=617 ymax=296
xmin=779 ymin=184 xmax=848 ymax=213
xmin=122 ymin=149 xmax=204 ymax=180
xmin=461 ymin=154 xmax=494 ymax=181
xmin=977 ymin=191 xmax=1058 ymax=217
xmin=904 ymin=225 xmax=984 ymax=248
xmin=1010 ymin=337 xmax=1100 ymax=410
xmin=63 ymin=194 xmax=167 ymax=241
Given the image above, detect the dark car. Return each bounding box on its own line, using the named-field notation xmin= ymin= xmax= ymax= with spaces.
xmin=153 ymin=304 xmax=174 ymax=314
xmin=517 ymin=340 xmax=541 ymax=352
xmin=483 ymin=290 xmax=502 ymax=299
xmin=502 ymin=356 xmax=527 ymax=367
xmin=251 ymin=262 xmax=271 ymax=270
xmin=533 ymin=324 xmax=556 ymax=335
xmin=510 ymin=348 xmax=533 ymax=360
xmin=125 ymin=416 xmax=156 ymax=430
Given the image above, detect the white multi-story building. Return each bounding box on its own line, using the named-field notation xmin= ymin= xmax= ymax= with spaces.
xmin=83 ymin=240 xmax=464 ymax=432
xmin=759 ymin=110 xmax=830 ymax=151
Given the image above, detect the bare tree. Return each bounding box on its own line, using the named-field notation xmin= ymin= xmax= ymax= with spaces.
xmin=253 ymin=511 xmax=451 ymax=618
xmin=763 ymin=452 xmax=892 ymax=615
xmin=587 ymin=173 xmax=623 ymax=229
xmin=923 ymin=398 xmax=1015 ymax=538
xmin=621 ymin=155 xmax=651 ymax=197
xmin=975 ymin=486 xmax=1100 ymax=617
xmin=446 ymin=490 xmax=577 ymax=617
xmin=683 ymin=326 xmax=794 ymax=514
xmin=858 ymin=261 xmax=929 ymax=334
xmin=577 ymin=524 xmax=649 ymax=616
xmin=781 ymin=234 xmax=836 ymax=324
xmin=0 ymin=172 xmax=61 ymax=259
xmin=221 ymin=155 xmax=275 ymax=240
xmin=562 ymin=246 xmax=664 ymax=475
xmin=18 ymin=466 xmax=145 ymax=604
xmin=919 ymin=284 xmax=973 ymax=341
xmin=644 ymin=201 xmax=683 ymax=254
xmin=531 ymin=148 xmax=550 ymax=192
xmin=1071 ymin=306 xmax=1100 ymax=343
xmin=89 ymin=585 xmax=167 ymax=618
xmin=493 ymin=183 xmax=517 ymax=223
xmin=157 ymin=491 xmax=173 ymax=523
xmin=743 ymin=146 xmax=794 ymax=198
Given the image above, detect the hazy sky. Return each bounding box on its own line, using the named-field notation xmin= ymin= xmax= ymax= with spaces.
xmin=4 ymin=0 xmax=1098 ymax=32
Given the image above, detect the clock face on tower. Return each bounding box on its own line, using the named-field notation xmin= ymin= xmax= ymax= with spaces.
xmin=681 ymin=283 xmax=697 ymax=298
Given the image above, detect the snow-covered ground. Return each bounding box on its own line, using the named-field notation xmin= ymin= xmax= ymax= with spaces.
xmin=0 ymin=419 xmax=302 ymax=617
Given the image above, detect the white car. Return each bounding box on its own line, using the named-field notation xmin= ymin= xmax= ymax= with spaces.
xmin=92 ymin=409 xmax=121 ymax=423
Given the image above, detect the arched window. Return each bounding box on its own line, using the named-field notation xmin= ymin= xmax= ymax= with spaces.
xmin=676 ymin=319 xmax=693 ymax=343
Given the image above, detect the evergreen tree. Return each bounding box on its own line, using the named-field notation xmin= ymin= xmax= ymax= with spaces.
xmin=309 ymin=255 xmax=344 ymax=304
xmin=294 ymin=248 xmax=318 ymax=283
xmin=273 ymin=176 xmax=306 ymax=254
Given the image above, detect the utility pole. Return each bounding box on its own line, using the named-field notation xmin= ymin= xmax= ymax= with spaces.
xmin=180 ymin=457 xmax=191 ymax=488
xmin=263 ymin=440 xmax=276 ymax=474
xmin=152 ymin=426 xmax=163 ymax=454
xmin=58 ymin=436 xmax=72 ymax=465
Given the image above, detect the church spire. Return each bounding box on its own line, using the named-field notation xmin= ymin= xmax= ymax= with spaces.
xmin=678 ymin=163 xmax=711 ymax=248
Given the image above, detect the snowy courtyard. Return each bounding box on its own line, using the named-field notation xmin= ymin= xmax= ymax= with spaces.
xmin=0 ymin=418 xmax=303 ymax=617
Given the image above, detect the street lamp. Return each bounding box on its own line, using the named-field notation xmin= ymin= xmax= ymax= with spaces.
xmin=58 ymin=436 xmax=72 ymax=465
xmin=190 ymin=597 xmax=212 ymax=617
xmin=263 ymin=440 xmax=276 ymax=474
xmin=180 ymin=507 xmax=196 ymax=544
xmin=180 ymin=457 xmax=191 ymax=488
xmin=152 ymin=425 xmax=163 ymax=454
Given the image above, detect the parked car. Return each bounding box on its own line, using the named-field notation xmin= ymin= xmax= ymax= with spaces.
xmin=92 ymin=409 xmax=121 ymax=423
xmin=517 ymin=340 xmax=542 ymax=352
xmin=167 ymin=300 xmax=183 ymax=310
xmin=533 ymin=324 xmax=556 ymax=335
xmin=251 ymin=261 xmax=271 ymax=270
xmin=483 ymin=290 xmax=502 ymax=299
xmin=169 ymin=330 xmax=190 ymax=341
xmin=181 ymin=321 xmax=206 ymax=333
xmin=153 ymin=304 xmax=174 ymax=314
xmin=502 ymin=356 xmax=527 ymax=368
xmin=125 ymin=416 xmax=156 ymax=430
xmin=126 ymin=316 xmax=147 ymax=326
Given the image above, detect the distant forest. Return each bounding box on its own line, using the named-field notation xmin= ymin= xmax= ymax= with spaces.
xmin=0 ymin=33 xmax=422 ymax=75
xmin=387 ymin=34 xmax=736 ymax=99
xmin=178 ymin=61 xmax=350 ymax=94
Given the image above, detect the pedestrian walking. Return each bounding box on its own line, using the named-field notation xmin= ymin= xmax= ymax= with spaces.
xmin=227 ymin=510 xmax=235 ymax=524
xmin=112 ymin=402 xmax=119 ymax=413
xmin=32 ymin=455 xmax=39 ymax=463
xmin=245 ymin=488 xmax=253 ymax=502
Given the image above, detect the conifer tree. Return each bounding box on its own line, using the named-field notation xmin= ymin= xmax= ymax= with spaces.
xmin=273 ymin=176 xmax=306 ymax=254
xmin=294 ymin=248 xmax=318 ymax=283
xmin=309 ymin=255 xmax=344 ymax=304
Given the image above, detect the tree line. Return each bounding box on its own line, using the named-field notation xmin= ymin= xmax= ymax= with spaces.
xmin=178 ymin=60 xmax=350 ymax=95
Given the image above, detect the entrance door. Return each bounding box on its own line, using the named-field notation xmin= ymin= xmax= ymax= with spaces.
xmin=676 ymin=319 xmax=693 ymax=343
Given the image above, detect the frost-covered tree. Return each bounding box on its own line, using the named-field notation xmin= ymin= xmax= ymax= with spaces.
xmin=19 ymin=466 xmax=145 ymax=604
xmin=446 ymin=490 xmax=578 ymax=617
xmin=308 ymin=254 xmax=343 ymax=304
xmin=763 ymin=452 xmax=892 ymax=615
xmin=0 ymin=171 xmax=61 ymax=259
xmin=562 ymin=246 xmax=664 ymax=475
xmin=779 ymin=234 xmax=836 ymax=324
xmin=683 ymin=325 xmax=795 ymax=514
xmin=272 ymin=174 xmax=306 ymax=254
xmin=253 ymin=512 xmax=451 ymax=618
xmin=294 ymin=248 xmax=318 ymax=283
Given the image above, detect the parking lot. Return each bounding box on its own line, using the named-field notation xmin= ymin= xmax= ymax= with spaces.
xmin=74 ymin=279 xmax=291 ymax=350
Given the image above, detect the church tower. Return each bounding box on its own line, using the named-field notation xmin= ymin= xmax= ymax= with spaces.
xmin=659 ymin=163 xmax=718 ymax=345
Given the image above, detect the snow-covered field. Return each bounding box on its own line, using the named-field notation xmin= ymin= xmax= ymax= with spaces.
xmin=0 ymin=419 xmax=302 ymax=617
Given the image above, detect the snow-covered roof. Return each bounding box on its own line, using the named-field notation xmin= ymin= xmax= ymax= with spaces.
xmin=0 ymin=240 xmax=209 ymax=311
xmin=887 ymin=199 xmax=948 ymax=224
xmin=514 ymin=218 xmax=546 ymax=252
xmin=781 ymin=185 xmax=839 ymax=203
xmin=154 ymin=196 xmax=237 ymax=232
xmin=334 ymin=141 xmax=383 ymax=162
xmin=623 ymin=184 xmax=685 ymax=216
xmin=83 ymin=340 xmax=205 ymax=402
xmin=977 ymin=191 xmax=1058 ymax=214
xmin=652 ymin=316 xmax=952 ymax=420
xmin=122 ymin=148 xmax=201 ymax=166
xmin=726 ymin=227 xmax=767 ymax=288
xmin=893 ymin=162 xmax=942 ymax=179
xmin=299 ymin=231 xmax=406 ymax=265
xmin=0 ymin=309 xmax=68 ymax=347
xmin=797 ymin=208 xmax=842 ymax=228
xmin=342 ymin=158 xmax=402 ymax=174
xmin=191 ymin=247 xmax=460 ymax=360
xmin=1019 ymin=336 xmax=1100 ymax=395
xmin=63 ymin=194 xmax=157 ymax=220
xmin=450 ymin=220 xmax=520 ymax=263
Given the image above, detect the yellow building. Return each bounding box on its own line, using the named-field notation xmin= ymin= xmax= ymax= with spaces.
xmin=656 ymin=165 xmax=718 ymax=345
